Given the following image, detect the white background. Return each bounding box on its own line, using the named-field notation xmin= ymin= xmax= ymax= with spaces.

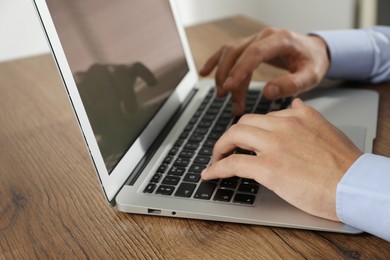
xmin=0 ymin=0 xmax=376 ymax=62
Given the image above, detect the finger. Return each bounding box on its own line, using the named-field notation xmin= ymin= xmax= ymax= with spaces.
xmin=263 ymin=69 xmax=318 ymax=99
xmin=237 ymin=113 xmax=285 ymax=131
xmin=215 ymin=37 xmax=257 ymax=97
xmin=265 ymin=98 xmax=308 ymax=118
xmin=212 ymin=124 xmax=271 ymax=162
xmin=201 ymin=154 xmax=271 ymax=185
xmin=223 ymin=33 xmax=296 ymax=92
xmin=199 ymin=48 xmax=224 ymax=77
xmin=231 ymin=72 xmax=252 ymax=115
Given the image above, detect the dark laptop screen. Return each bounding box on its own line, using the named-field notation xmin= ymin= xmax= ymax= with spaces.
xmin=46 ymin=0 xmax=189 ymax=173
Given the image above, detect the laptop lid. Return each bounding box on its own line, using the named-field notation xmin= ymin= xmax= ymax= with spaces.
xmin=33 ymin=0 xmax=199 ymax=202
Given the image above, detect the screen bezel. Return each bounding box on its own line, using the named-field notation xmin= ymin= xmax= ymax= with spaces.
xmin=32 ymin=0 xmax=199 ymax=202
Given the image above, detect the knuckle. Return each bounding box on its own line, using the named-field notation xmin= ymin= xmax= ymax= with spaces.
xmin=227 ymin=124 xmax=241 ymax=137
xmin=279 ymin=29 xmax=295 ymax=41
xmin=281 ymin=117 xmax=300 ymax=129
xmin=238 ymin=114 xmax=255 ymax=124
xmin=244 ymin=45 xmax=263 ymax=67
xmin=246 ymin=45 xmax=261 ymax=57
xmin=278 ymin=29 xmax=297 ymax=50
xmin=262 ymin=26 xmax=277 ymax=36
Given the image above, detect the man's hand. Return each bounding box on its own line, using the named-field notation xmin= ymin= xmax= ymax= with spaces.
xmin=199 ymin=27 xmax=330 ymax=115
xmin=201 ymin=99 xmax=362 ymax=221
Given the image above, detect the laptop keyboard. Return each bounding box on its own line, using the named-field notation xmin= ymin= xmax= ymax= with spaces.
xmin=143 ymin=88 xmax=291 ymax=206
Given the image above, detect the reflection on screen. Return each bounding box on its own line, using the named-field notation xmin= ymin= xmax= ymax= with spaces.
xmin=46 ymin=0 xmax=189 ymax=173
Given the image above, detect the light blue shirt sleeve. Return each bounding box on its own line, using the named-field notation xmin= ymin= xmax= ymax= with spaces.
xmin=314 ymin=27 xmax=390 ymax=241
xmin=337 ymin=154 xmax=390 ymax=241
xmin=314 ymin=26 xmax=390 ymax=83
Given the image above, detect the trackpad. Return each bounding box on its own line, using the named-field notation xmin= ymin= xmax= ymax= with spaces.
xmin=337 ymin=126 xmax=366 ymax=152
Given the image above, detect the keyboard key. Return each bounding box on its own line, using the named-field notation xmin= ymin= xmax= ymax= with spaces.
xmin=247 ymin=91 xmax=259 ymax=100
xmin=184 ymin=142 xmax=199 ymax=150
xmin=189 ymin=134 xmax=204 ymax=143
xmin=184 ymin=124 xmax=194 ymax=132
xmin=179 ymin=150 xmax=195 ymax=158
xmin=198 ymin=121 xmax=213 ymax=128
xmin=233 ymin=193 xmax=256 ymax=205
xmin=189 ymin=164 xmax=206 ymax=173
xmin=238 ymin=183 xmax=259 ymax=194
xmin=207 ymin=178 xmax=220 ymax=184
xmin=208 ymin=132 xmax=223 ymax=140
xmin=194 ymin=182 xmax=217 ymax=200
xmin=163 ymin=155 xmax=174 ymax=164
xmin=212 ymin=125 xmax=226 ymax=132
xmin=214 ymin=189 xmax=234 ymax=202
xmin=156 ymin=185 xmax=175 ymax=196
xmin=169 ymin=147 xmax=179 ymax=155
xmin=174 ymin=183 xmax=196 ymax=198
xmin=220 ymin=178 xmax=239 ymax=189
xmin=157 ymin=164 xmax=168 ymax=173
xmin=203 ymin=114 xmax=215 ymax=121
xmin=241 ymin=178 xmax=259 ymax=185
xmin=174 ymin=139 xmax=184 ymax=147
xmin=199 ymin=146 xmax=212 ymax=156
xmin=189 ymin=117 xmax=198 ymax=124
xmin=144 ymin=183 xmax=156 ymax=193
xmin=194 ymin=156 xmax=210 ymax=165
xmin=216 ymin=118 xmax=230 ymax=127
xmin=162 ymin=176 xmax=180 ymax=186
xmin=183 ymin=173 xmax=201 ymax=183
xmin=174 ymin=158 xmax=190 ymax=167
xmin=150 ymin=173 xmax=163 ymax=183
xmin=203 ymin=139 xmax=216 ymax=147
xmin=194 ymin=128 xmax=208 ymax=135
xmin=206 ymin=108 xmax=219 ymax=115
xmin=168 ymin=166 xmax=186 ymax=176
xmin=194 ymin=110 xmax=203 ymax=117
xmin=210 ymin=102 xmax=223 ymax=109
xmin=179 ymin=131 xmax=190 ymax=140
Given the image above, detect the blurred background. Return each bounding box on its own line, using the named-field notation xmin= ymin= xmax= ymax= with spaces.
xmin=0 ymin=0 xmax=388 ymax=63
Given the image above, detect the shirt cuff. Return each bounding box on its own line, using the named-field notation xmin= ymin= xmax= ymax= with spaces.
xmin=336 ymin=153 xmax=390 ymax=241
xmin=312 ymin=30 xmax=375 ymax=81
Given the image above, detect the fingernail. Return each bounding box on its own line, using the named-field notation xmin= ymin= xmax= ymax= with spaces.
xmin=268 ymin=85 xmax=280 ymax=98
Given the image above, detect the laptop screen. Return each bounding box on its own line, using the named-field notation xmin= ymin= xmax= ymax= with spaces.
xmin=46 ymin=0 xmax=189 ymax=173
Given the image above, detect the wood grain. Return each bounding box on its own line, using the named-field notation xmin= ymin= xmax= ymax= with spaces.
xmin=0 ymin=16 xmax=389 ymax=259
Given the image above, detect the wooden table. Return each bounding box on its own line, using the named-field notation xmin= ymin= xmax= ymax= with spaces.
xmin=1 ymin=16 xmax=389 ymax=259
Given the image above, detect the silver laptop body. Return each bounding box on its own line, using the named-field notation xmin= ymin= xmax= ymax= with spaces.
xmin=33 ymin=0 xmax=378 ymax=233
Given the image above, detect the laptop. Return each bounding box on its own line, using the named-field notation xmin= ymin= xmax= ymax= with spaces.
xmin=33 ymin=0 xmax=379 ymax=233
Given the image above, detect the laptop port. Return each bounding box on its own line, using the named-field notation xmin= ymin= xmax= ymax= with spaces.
xmin=147 ymin=208 xmax=161 ymax=215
